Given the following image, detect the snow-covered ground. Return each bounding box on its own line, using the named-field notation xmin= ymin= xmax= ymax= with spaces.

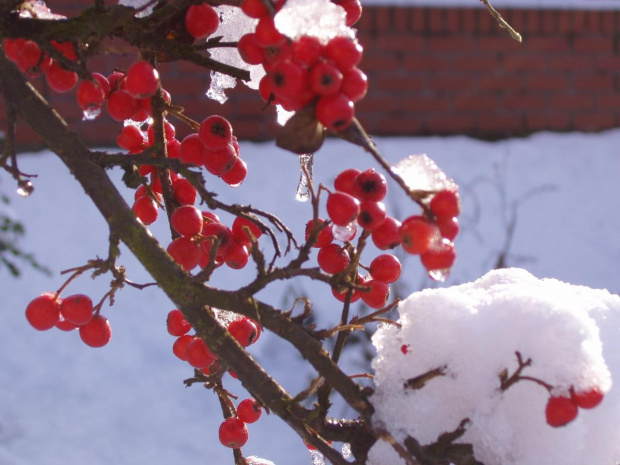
xmin=0 ymin=130 xmax=619 ymax=465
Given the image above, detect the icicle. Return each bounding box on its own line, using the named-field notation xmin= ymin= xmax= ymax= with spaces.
xmin=332 ymin=221 xmax=357 ymax=242
xmin=16 ymin=180 xmax=33 ymax=197
xmin=296 ymin=153 xmax=314 ymax=202
xmin=81 ymin=105 xmax=101 ymax=121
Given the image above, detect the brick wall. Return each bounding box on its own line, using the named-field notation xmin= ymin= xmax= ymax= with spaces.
xmin=3 ymin=3 xmax=620 ymax=147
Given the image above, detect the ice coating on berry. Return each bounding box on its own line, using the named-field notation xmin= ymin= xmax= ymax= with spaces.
xmin=370 ymin=268 xmax=618 ymax=465
xmin=392 ymin=154 xmax=457 ymax=193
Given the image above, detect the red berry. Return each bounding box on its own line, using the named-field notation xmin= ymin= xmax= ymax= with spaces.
xmin=353 ymin=168 xmax=387 ymax=202
xmin=254 ymin=16 xmax=285 ymax=47
xmin=45 ymin=61 xmax=78 ymax=93
xmin=199 ymin=115 xmax=233 ymax=151
xmin=430 ymin=189 xmax=461 ymax=219
xmin=335 ymin=0 xmax=362 ymax=26
xmin=125 ymin=60 xmax=159 ymax=98
xmin=369 ymin=254 xmax=401 ymax=283
xmin=186 ymin=336 xmax=217 ymax=368
xmin=185 ymin=3 xmax=220 ymax=39
xmin=309 ymin=60 xmax=343 ymax=96
xmin=571 ymin=387 xmax=604 ymax=409
xmin=305 ymin=218 xmax=334 ymax=248
xmin=292 ymin=35 xmax=324 ymax=67
xmin=237 ymin=398 xmax=262 ymax=423
xmin=331 ymin=275 xmax=363 ymax=303
xmin=399 ymin=215 xmax=440 ymax=255
xmin=171 ymin=205 xmax=203 ymax=237
xmin=167 ymin=237 xmax=202 ymax=271
xmin=221 ymin=157 xmax=248 ymax=187
xmin=324 ymin=36 xmax=363 ymax=72
xmin=315 ymin=93 xmax=354 ymax=132
xmin=546 ymin=395 xmax=578 ymax=427
xmin=180 ymin=133 xmax=206 ymax=165
xmin=436 ymin=216 xmax=459 ymax=241
xmin=55 ymin=318 xmax=78 ymax=332
xmin=224 ymin=242 xmax=250 ymax=269
xmin=201 ymin=222 xmax=234 ymax=261
xmin=25 ymin=292 xmax=61 ymax=331
xmin=202 ymin=144 xmax=238 ymax=176
xmin=241 ymin=0 xmax=271 ymax=18
xmin=79 ymin=315 xmax=112 ymax=348
xmin=172 ymin=178 xmax=198 ymax=205
xmin=219 ymin=417 xmax=249 ymax=448
xmin=51 ymin=40 xmax=78 ymax=61
xmin=341 ymin=67 xmax=368 ymax=102
xmin=76 ymin=73 xmax=109 ymax=111
xmin=232 ymin=216 xmax=262 ymax=244
xmin=147 ymin=120 xmax=176 ymax=144
xmin=106 ymin=90 xmax=139 ymax=122
xmin=357 ymin=201 xmax=386 ymax=231
xmin=420 ymin=239 xmax=456 ymax=273
xmin=167 ymin=309 xmax=192 ymax=336
xmin=117 ymin=125 xmax=145 ymax=151
xmin=372 ymin=216 xmax=402 ymax=250
xmin=326 ymin=191 xmax=360 ymax=226
xmin=60 ymin=294 xmax=93 ymax=326
xmin=237 ymin=33 xmax=265 ymax=65
xmin=228 ymin=317 xmax=258 ymax=347
xmin=133 ymin=195 xmax=159 ymax=225
xmin=167 ymin=138 xmax=181 ymax=159
xmin=317 ymin=243 xmax=350 ymax=274
xmin=360 ymin=279 xmax=390 ymax=309
xmin=334 ymin=168 xmax=361 ymax=196
xmin=172 ymin=334 xmax=194 ymax=361
xmin=269 ymin=59 xmax=309 ymax=100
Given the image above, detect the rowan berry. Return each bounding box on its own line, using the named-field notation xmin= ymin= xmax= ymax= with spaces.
xmin=224 ymin=242 xmax=250 ymax=269
xmin=167 ymin=237 xmax=202 ymax=271
xmin=324 ymin=36 xmax=363 ymax=72
xmin=237 ymin=398 xmax=262 ymax=423
xmin=132 ymin=195 xmax=159 ymax=225
xmin=369 ymin=254 xmax=401 ymax=284
xmin=315 ymin=93 xmax=354 ymax=132
xmin=309 ymin=60 xmax=343 ymax=96
xmin=317 ymin=243 xmax=350 ymax=274
xmin=25 ymin=292 xmax=61 ymax=331
xmin=399 ymin=216 xmax=439 ymax=255
xmin=172 ymin=178 xmax=198 ymax=206
xmin=232 ymin=216 xmax=262 ymax=244
xmin=221 ymin=157 xmax=248 ymax=187
xmin=357 ymin=201 xmax=386 ymax=231
xmin=199 ymin=115 xmax=233 ymax=151
xmin=125 ymin=60 xmax=159 ymax=99
xmin=228 ymin=317 xmax=258 ymax=347
xmin=571 ymin=387 xmax=604 ymax=409
xmin=185 ymin=3 xmax=220 ymax=39
xmin=219 ymin=417 xmax=249 ymax=448
xmin=106 ymin=90 xmax=139 ymax=122
xmin=45 ymin=61 xmax=78 ymax=93
xmin=172 ymin=334 xmax=194 ymax=361
xmin=186 ymin=337 xmax=217 ymax=368
xmin=60 ymin=294 xmax=93 ymax=326
xmin=545 ymin=395 xmax=578 ymax=427
xmin=430 ymin=189 xmax=461 ymax=219
xmin=171 ymin=205 xmax=203 ymax=237
xmin=167 ymin=309 xmax=192 ymax=336
xmin=360 ymin=279 xmax=390 ymax=309
xmin=79 ymin=315 xmax=112 ymax=348
xmin=372 ymin=216 xmax=402 ymax=250
xmin=305 ymin=218 xmax=334 ymax=248
xmin=238 ymin=33 xmax=265 ymax=65
xmin=326 ymin=191 xmax=360 ymax=226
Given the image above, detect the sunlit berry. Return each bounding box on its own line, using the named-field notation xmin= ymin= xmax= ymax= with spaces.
xmin=430 ymin=189 xmax=461 ymax=219
xmin=571 ymin=387 xmax=604 ymax=409
xmin=237 ymin=398 xmax=262 ymax=423
xmin=369 ymin=254 xmax=401 ymax=283
xmin=60 ymin=294 xmax=93 ymax=326
xmin=317 ymin=243 xmax=350 ymax=274
xmin=167 ymin=237 xmax=202 ymax=271
xmin=357 ymin=201 xmax=386 ymax=231
xmin=186 ymin=336 xmax=217 ymax=369
xmin=324 ymin=36 xmax=363 ymax=72
xmin=228 ymin=317 xmax=258 ymax=346
xmin=546 ymin=395 xmax=578 ymax=427
xmin=125 ymin=60 xmax=159 ymax=99
xmin=399 ymin=215 xmax=439 ymax=255
xmin=25 ymin=292 xmax=61 ymax=331
xmin=79 ymin=315 xmax=112 ymax=348
xmin=199 ymin=115 xmax=233 ymax=151
xmin=360 ymin=279 xmax=390 ymax=309
xmin=171 ymin=205 xmax=203 ymax=237
xmin=185 ymin=3 xmax=220 ymax=39
xmin=372 ymin=216 xmax=401 ymax=250
xmin=167 ymin=309 xmax=192 ymax=336
xmin=305 ymin=218 xmax=334 ymax=248
xmin=219 ymin=417 xmax=249 ymax=448
xmin=315 ymin=93 xmax=354 ymax=132
xmin=133 ymin=195 xmax=159 ymax=225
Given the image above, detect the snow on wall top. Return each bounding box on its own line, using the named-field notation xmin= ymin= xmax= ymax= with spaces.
xmin=360 ymin=0 xmax=620 ymax=10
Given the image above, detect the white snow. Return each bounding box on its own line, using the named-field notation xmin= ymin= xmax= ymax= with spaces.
xmin=360 ymin=0 xmax=620 ymax=10
xmin=370 ymin=267 xmax=619 ymax=465
xmin=0 ymin=129 xmax=619 ymax=465
xmin=274 ymin=0 xmax=353 ymax=43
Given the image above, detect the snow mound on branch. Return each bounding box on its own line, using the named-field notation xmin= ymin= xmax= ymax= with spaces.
xmin=369 ymin=268 xmax=620 ymax=465
xmin=274 ymin=0 xmax=354 ymax=43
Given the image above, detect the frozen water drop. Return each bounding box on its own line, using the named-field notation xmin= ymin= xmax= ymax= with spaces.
xmin=332 ymin=221 xmax=357 ymax=242
xmin=428 ymin=268 xmax=450 ymax=282
xmin=342 ymin=443 xmax=352 ymax=459
xmin=16 ymin=180 xmax=33 ymax=197
xmin=82 ymin=105 xmax=102 ymax=121
xmin=309 ymin=450 xmax=326 ymax=465
xmin=295 ymin=153 xmax=314 ymax=202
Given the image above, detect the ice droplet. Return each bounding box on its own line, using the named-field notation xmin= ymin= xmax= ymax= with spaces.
xmin=309 ymin=450 xmax=326 ymax=465
xmin=82 ymin=105 xmax=101 ymax=121
xmin=16 ymin=180 xmax=33 ymax=197
xmin=296 ymin=153 xmax=314 ymax=202
xmin=342 ymin=443 xmax=352 ymax=459
xmin=332 ymin=221 xmax=357 ymax=242
xmin=428 ymin=268 xmax=450 ymax=282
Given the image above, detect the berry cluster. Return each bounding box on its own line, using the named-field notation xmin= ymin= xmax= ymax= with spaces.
xmin=25 ymin=292 xmax=112 ymax=347
xmin=307 ymin=168 xmax=459 ymax=308
xmin=237 ymin=0 xmax=368 ymax=131
xmin=219 ymin=397 xmax=263 ymax=448
xmin=545 ymin=386 xmax=605 ymax=427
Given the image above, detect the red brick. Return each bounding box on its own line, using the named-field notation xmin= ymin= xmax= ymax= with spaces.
xmin=355 ymin=10 xmax=373 ymax=33
xmin=526 ymin=10 xmax=541 ymax=33
xmin=393 ymin=7 xmax=410 ymax=31
xmin=374 ymin=75 xmax=426 ymax=92
xmin=507 ymin=10 xmax=526 ymax=34
xmin=374 ymin=116 xmax=424 ymax=135
xmin=453 ymin=55 xmax=500 ymax=72
xmin=573 ymin=36 xmax=614 ymax=53
xmin=478 ymin=7 xmax=494 ymax=32
xmin=525 ymin=74 xmax=569 ymax=91
xmin=411 ymin=8 xmax=426 ymax=32
xmin=572 ymin=11 xmax=587 ymax=33
xmin=403 ymin=54 xmax=450 ymax=72
xmin=587 ymin=11 xmax=602 ymax=33
xmin=376 ymin=34 xmax=425 ymax=52
xmin=478 ymin=36 xmax=523 ymax=53
xmin=574 ymin=75 xmax=614 ymax=90
xmin=428 ymin=76 xmax=476 ymax=92
xmin=551 ymin=94 xmax=593 ymax=110
xmin=594 ymin=93 xmax=620 ymax=108
xmin=428 ymin=9 xmax=444 ymax=32
xmin=526 ymin=112 xmax=571 ymax=131
xmin=504 ymin=94 xmax=548 ymax=110
xmin=427 ymin=36 xmax=476 ymax=52
xmin=557 ymin=11 xmax=572 ymax=34
xmin=503 ymin=53 xmax=547 ymax=71
xmin=601 ymin=11 xmax=616 ymax=33
xmin=402 ymin=96 xmax=450 ymax=113
xmin=478 ymin=74 xmax=524 ymax=92
xmin=477 ymin=114 xmax=524 ymax=134
xmin=355 ymin=95 xmax=402 ymax=113
xmin=445 ymin=9 xmax=460 ymax=33
xmin=541 ymin=11 xmax=557 ymax=33
xmin=425 ymin=115 xmax=476 ymax=134
xmin=360 ymin=54 xmax=400 ymax=72
xmin=454 ymin=94 xmax=499 ymax=112
xmin=595 ymin=55 xmax=620 ymax=71
xmin=526 ymin=37 xmax=570 ymax=52
xmin=573 ymin=111 xmax=615 ymax=130
xmin=461 ymin=8 xmax=477 ymax=33
xmin=375 ymin=8 xmax=391 ymax=32
xmin=549 ymin=54 xmax=592 ymax=71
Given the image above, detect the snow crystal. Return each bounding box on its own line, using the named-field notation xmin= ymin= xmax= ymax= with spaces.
xmin=392 ymin=154 xmax=457 ymax=193
xmin=274 ymin=0 xmax=354 ymax=43
xmin=245 ymin=456 xmax=276 ymax=465
xmin=118 ymin=0 xmax=153 ymax=17
xmin=370 ymin=268 xmax=620 ymax=465
xmin=207 ymin=6 xmax=262 ymax=103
